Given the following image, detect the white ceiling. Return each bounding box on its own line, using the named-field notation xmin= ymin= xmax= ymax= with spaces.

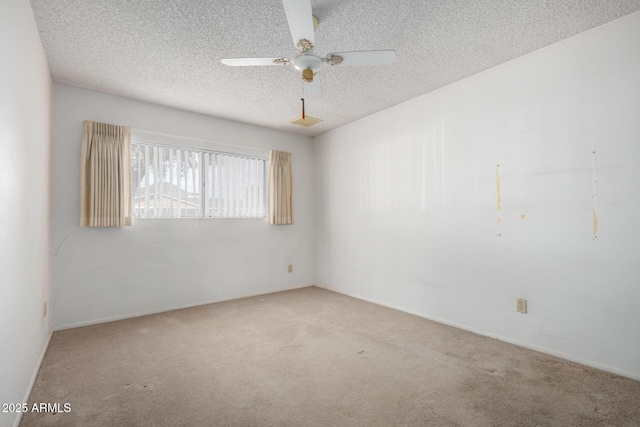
xmin=30 ymin=0 xmax=640 ymax=136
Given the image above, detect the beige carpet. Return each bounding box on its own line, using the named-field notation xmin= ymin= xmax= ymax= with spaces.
xmin=21 ymin=286 xmax=640 ymax=426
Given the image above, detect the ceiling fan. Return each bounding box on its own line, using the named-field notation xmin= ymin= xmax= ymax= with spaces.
xmin=221 ymin=0 xmax=396 ymax=97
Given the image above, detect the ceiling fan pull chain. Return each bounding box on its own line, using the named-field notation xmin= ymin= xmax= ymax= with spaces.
xmin=301 ymin=98 xmax=305 ymax=119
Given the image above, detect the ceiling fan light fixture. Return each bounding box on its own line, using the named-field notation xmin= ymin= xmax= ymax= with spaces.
xmin=302 ymin=68 xmax=314 ymax=82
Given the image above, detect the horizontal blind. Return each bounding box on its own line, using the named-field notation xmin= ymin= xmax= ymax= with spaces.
xmin=132 ymin=142 xmax=265 ymax=218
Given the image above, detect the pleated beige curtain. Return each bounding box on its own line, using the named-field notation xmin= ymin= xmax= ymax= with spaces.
xmin=267 ymin=150 xmax=293 ymax=225
xmin=80 ymin=121 xmax=132 ymax=227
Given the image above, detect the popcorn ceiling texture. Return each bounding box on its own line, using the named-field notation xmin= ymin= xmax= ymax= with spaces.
xmin=30 ymin=0 xmax=640 ymax=136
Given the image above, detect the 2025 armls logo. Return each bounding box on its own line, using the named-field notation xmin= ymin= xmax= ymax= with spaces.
xmin=2 ymin=403 xmax=71 ymax=413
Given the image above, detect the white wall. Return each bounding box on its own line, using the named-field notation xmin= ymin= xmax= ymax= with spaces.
xmin=314 ymin=11 xmax=640 ymax=379
xmin=52 ymin=85 xmax=314 ymax=329
xmin=0 ymin=1 xmax=52 ymax=426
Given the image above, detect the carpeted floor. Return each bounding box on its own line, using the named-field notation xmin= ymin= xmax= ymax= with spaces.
xmin=21 ymin=286 xmax=640 ymax=426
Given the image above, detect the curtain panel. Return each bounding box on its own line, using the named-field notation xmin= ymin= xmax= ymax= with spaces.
xmin=80 ymin=121 xmax=132 ymax=227
xmin=267 ymin=150 xmax=293 ymax=225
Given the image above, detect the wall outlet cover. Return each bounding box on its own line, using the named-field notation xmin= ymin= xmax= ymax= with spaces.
xmin=517 ymin=298 xmax=527 ymax=314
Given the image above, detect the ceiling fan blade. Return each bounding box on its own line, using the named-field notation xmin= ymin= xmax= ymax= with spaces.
xmin=326 ymin=50 xmax=396 ymax=66
xmin=303 ymin=74 xmax=322 ymax=96
xmin=282 ymin=0 xmax=315 ymax=50
xmin=221 ymin=58 xmax=289 ymax=66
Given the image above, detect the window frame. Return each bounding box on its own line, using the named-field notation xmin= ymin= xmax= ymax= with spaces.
xmin=130 ymin=133 xmax=268 ymax=220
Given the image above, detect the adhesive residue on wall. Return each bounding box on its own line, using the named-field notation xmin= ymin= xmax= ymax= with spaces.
xmin=591 ymin=151 xmax=598 ymax=240
xmin=496 ymin=164 xmax=501 ymax=236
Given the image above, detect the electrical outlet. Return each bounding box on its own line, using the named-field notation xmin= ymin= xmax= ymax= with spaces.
xmin=43 ymin=302 xmax=47 ymax=317
xmin=517 ymin=298 xmax=527 ymax=314
xmin=288 ymin=264 xmax=293 ymax=273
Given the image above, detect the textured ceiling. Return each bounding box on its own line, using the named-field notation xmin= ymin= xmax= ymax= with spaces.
xmin=30 ymin=0 xmax=640 ymax=136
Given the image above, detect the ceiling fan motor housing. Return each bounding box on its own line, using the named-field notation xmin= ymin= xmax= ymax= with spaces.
xmin=292 ymin=53 xmax=323 ymax=82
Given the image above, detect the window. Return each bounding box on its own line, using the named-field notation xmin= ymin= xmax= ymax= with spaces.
xmin=131 ymin=141 xmax=266 ymax=218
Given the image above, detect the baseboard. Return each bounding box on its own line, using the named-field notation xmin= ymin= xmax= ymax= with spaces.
xmin=316 ymin=284 xmax=640 ymax=382
xmin=13 ymin=328 xmax=54 ymax=427
xmin=54 ymin=284 xmax=313 ymax=331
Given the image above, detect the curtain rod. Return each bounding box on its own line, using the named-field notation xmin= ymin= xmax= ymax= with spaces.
xmin=130 ymin=128 xmax=270 ymax=154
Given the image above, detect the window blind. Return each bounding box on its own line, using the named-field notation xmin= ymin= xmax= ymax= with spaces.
xmin=132 ymin=142 xmax=265 ymax=219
